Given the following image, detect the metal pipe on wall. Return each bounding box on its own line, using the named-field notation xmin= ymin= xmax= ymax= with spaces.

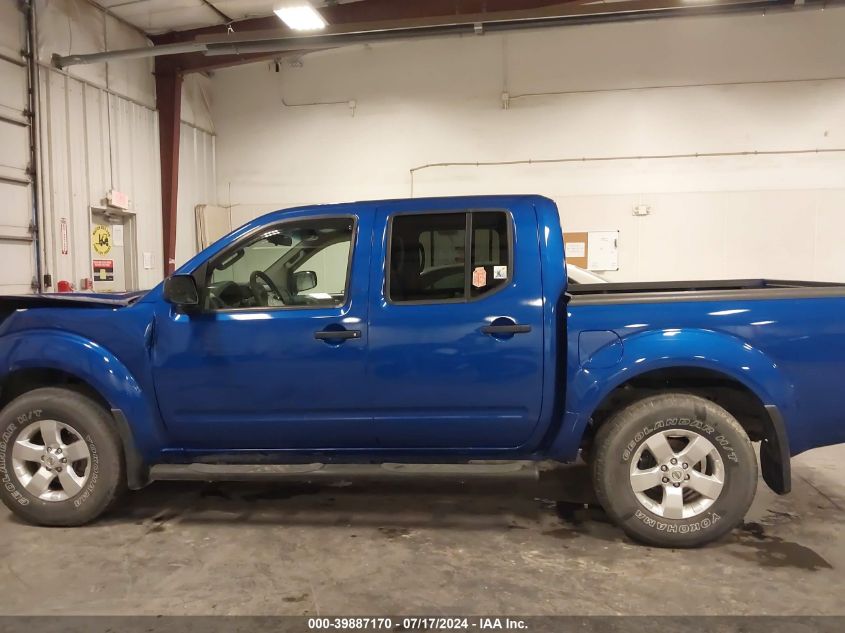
xmin=506 ymin=76 xmax=845 ymax=103
xmin=408 ymin=148 xmax=845 ymax=196
xmin=25 ymin=0 xmax=46 ymax=290
xmin=54 ymin=42 xmax=208 ymax=68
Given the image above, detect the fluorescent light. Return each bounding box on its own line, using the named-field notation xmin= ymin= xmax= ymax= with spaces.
xmin=274 ymin=5 xmax=327 ymax=31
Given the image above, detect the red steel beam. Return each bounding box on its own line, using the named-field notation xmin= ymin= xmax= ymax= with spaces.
xmin=155 ymin=64 xmax=182 ymax=277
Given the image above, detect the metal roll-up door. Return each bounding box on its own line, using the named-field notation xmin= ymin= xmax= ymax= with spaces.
xmin=0 ymin=1 xmax=36 ymax=293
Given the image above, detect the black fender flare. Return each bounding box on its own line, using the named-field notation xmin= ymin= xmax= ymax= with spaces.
xmin=110 ymin=409 xmax=149 ymax=490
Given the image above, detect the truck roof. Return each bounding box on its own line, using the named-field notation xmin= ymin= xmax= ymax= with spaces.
xmin=253 ymin=194 xmax=554 ymax=224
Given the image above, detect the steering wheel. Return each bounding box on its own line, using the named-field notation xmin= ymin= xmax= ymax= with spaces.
xmin=249 ymin=270 xmax=292 ymax=306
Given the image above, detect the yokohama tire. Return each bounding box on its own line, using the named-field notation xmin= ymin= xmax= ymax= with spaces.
xmin=591 ymin=393 xmax=757 ymax=548
xmin=0 ymin=388 xmax=125 ymax=526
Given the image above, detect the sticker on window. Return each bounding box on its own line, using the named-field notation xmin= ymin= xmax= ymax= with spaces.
xmin=472 ymin=266 xmax=487 ymax=288
xmin=493 ymin=265 xmax=507 ymax=280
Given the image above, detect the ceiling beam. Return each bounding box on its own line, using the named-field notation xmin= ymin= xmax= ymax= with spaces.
xmin=62 ymin=0 xmax=827 ymax=73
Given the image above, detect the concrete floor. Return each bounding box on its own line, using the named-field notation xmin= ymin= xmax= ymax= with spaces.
xmin=0 ymin=445 xmax=842 ymax=616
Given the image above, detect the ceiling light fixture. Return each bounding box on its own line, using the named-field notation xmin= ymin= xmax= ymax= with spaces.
xmin=274 ymin=4 xmax=327 ymax=31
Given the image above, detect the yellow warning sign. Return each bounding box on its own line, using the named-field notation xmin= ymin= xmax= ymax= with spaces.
xmin=92 ymin=224 xmax=112 ymax=255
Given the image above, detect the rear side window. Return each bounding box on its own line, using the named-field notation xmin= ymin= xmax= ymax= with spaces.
xmin=470 ymin=211 xmax=509 ymax=298
xmin=388 ymin=210 xmax=511 ymax=303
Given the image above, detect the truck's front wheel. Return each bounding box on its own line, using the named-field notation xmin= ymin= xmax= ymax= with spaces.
xmin=0 ymin=388 xmax=125 ymax=526
xmin=591 ymin=394 xmax=757 ymax=548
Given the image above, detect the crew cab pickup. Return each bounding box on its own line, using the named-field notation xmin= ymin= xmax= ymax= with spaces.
xmin=1 ymin=195 xmax=843 ymax=547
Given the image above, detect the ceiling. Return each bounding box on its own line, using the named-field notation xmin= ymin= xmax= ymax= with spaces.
xmin=91 ymin=0 xmax=764 ymax=37
xmin=93 ymin=0 xmax=666 ymax=42
xmin=92 ymin=0 xmax=380 ymax=34
xmin=91 ymin=0 xmax=289 ymax=34
xmin=79 ymin=0 xmax=803 ymax=76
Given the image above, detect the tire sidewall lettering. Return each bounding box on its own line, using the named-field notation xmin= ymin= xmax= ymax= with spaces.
xmin=634 ymin=508 xmax=722 ymax=533
xmin=73 ymin=435 xmax=99 ymax=508
xmin=621 ymin=416 xmax=737 ymax=463
xmin=0 ymin=409 xmax=45 ymax=506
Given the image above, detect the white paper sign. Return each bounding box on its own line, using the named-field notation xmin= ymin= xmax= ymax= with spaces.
xmin=565 ymin=242 xmax=586 ymax=258
xmin=587 ymin=231 xmax=619 ymax=271
xmin=112 ymin=224 xmax=124 ymax=247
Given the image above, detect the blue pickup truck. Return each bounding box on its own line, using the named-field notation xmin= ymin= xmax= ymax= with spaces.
xmin=0 ymin=195 xmax=843 ymax=547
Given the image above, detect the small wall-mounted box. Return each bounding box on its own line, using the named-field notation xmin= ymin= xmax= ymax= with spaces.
xmin=107 ymin=189 xmax=130 ymax=210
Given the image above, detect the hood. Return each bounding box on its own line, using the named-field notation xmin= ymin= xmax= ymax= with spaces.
xmin=0 ymin=290 xmax=147 ymax=311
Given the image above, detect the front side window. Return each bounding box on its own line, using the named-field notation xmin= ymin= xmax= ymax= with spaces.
xmin=388 ymin=210 xmax=511 ymax=303
xmin=206 ymin=217 xmax=353 ymax=310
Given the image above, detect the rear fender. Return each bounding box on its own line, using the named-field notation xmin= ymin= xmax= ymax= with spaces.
xmin=550 ymin=328 xmax=794 ymax=462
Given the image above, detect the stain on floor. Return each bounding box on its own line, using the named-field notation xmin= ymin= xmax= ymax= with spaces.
xmin=732 ymin=521 xmax=833 ymax=571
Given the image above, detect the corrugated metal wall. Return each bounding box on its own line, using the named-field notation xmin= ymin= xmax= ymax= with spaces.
xmin=27 ymin=0 xmax=218 ymax=293
xmin=38 ymin=66 xmax=163 ymax=290
xmin=176 ymin=123 xmax=217 ymax=268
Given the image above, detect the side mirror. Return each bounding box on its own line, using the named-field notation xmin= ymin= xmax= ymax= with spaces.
xmin=163 ymin=275 xmax=199 ymax=307
xmin=292 ymin=270 xmax=317 ymax=293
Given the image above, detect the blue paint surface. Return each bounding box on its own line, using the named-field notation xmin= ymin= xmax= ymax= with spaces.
xmin=1 ymin=195 xmax=842 ymax=464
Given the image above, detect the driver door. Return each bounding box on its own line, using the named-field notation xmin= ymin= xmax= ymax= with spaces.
xmin=151 ymin=210 xmax=375 ymax=451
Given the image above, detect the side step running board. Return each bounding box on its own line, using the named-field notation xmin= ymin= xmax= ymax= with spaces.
xmin=150 ymin=461 xmax=539 ymax=482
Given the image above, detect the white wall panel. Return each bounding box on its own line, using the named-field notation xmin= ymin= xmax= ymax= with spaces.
xmin=213 ymin=7 xmax=845 ymax=282
xmin=33 ymin=0 xmax=216 ymax=288
xmin=104 ymin=15 xmax=156 ymax=108
xmin=174 ymin=74 xmax=218 ymax=267
xmin=25 ymin=0 xmax=162 ymax=292
xmin=410 ymin=151 xmax=845 ymax=282
xmin=35 ymin=0 xmax=155 ymax=107
xmin=36 ymin=0 xmax=107 ymax=88
xmin=38 ymin=67 xmax=163 ymax=290
xmin=181 ymin=73 xmax=214 ymax=133
xmin=175 ymin=124 xmax=217 ymax=267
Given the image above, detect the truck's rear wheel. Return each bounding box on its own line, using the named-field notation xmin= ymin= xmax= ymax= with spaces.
xmin=591 ymin=393 xmax=757 ymax=548
xmin=0 ymin=388 xmax=125 ymax=526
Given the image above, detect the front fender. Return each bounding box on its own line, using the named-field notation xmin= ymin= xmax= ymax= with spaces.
xmin=550 ymin=327 xmax=794 ymax=461
xmin=0 ymin=329 xmax=165 ymax=462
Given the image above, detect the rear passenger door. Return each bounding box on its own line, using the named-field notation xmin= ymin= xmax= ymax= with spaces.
xmin=367 ymin=205 xmax=545 ymax=450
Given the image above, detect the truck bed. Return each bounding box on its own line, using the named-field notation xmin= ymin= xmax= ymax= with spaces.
xmin=568 ymin=278 xmax=845 ymax=305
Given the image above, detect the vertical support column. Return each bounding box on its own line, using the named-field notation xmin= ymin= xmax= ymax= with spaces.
xmin=155 ymin=65 xmax=182 ymax=276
